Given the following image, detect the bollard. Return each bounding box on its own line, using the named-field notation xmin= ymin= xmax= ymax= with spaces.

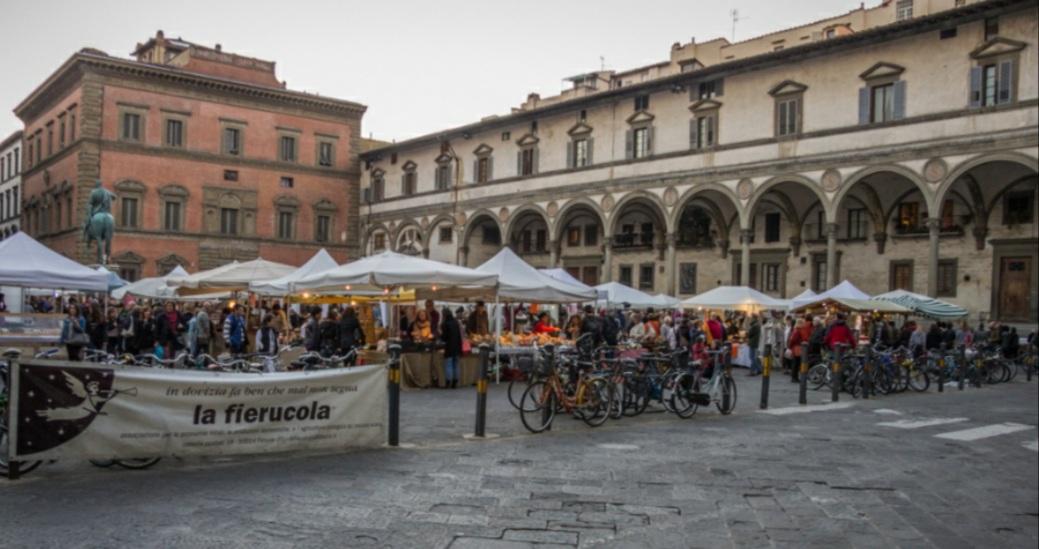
xmin=799 ymin=343 xmax=808 ymax=405
xmin=722 ymin=344 xmax=733 ymax=412
xmin=862 ymin=346 xmax=872 ymax=400
xmin=972 ymin=354 xmax=983 ymax=388
xmin=957 ymin=347 xmax=966 ymax=391
xmin=542 ymin=344 xmax=555 ymax=431
xmin=937 ymin=349 xmax=945 ymax=393
xmin=387 ymin=343 xmax=401 ymax=447
xmin=474 ymin=344 xmax=490 ymax=438
xmin=831 ymin=345 xmax=843 ymax=403
xmin=1028 ymin=352 xmax=1034 ymax=382
xmin=760 ymin=344 xmax=771 ymax=410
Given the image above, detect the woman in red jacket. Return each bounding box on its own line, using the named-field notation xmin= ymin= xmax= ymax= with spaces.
xmin=787 ymin=317 xmax=813 ymax=382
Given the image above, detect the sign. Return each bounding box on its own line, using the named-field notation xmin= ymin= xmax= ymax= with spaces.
xmin=8 ymin=360 xmax=386 ymax=461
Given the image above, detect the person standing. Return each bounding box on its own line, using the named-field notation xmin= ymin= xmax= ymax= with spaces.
xmin=440 ymin=307 xmax=463 ymax=388
xmin=467 ymin=301 xmax=490 ymax=337
xmin=424 ymin=300 xmax=441 ymax=340
xmin=104 ymin=307 xmax=121 ymax=355
xmin=186 ymin=305 xmax=200 ymax=360
xmin=338 ymin=306 xmax=365 ymax=363
xmin=256 ymin=314 xmax=280 ymax=356
xmin=60 ymin=304 xmax=88 ymax=361
xmin=195 ymin=302 xmax=212 ymax=357
xmin=302 ymin=306 xmax=322 ymax=352
xmin=224 ymin=305 xmax=246 ymax=355
xmin=747 ymin=314 xmax=762 ymax=376
xmin=157 ymin=301 xmax=183 ymax=358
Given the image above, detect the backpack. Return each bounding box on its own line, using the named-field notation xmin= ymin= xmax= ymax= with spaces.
xmin=602 ymin=315 xmax=620 ymax=346
xmin=808 ymin=326 xmax=826 ymax=356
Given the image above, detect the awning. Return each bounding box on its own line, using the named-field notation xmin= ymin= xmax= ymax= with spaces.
xmin=872 ymin=290 xmax=968 ymax=319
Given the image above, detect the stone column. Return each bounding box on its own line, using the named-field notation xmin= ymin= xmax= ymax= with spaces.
xmin=825 ymin=223 xmax=838 ymax=288
xmin=926 ymin=217 xmax=941 ymax=297
xmin=458 ymin=246 xmax=469 ymax=267
xmin=548 ymin=239 xmax=559 ymax=268
xmin=739 ymin=229 xmax=752 ymax=286
xmin=601 ymin=237 xmax=613 ymax=284
xmin=665 ymin=233 xmax=676 ymax=296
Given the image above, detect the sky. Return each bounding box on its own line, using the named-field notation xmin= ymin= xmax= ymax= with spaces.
xmin=0 ymin=0 xmax=859 ymax=142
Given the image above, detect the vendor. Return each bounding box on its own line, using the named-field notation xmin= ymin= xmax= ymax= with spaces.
xmin=467 ymin=301 xmax=489 ymax=336
xmin=532 ymin=312 xmax=558 ymax=335
xmin=411 ymin=309 xmax=433 ymax=342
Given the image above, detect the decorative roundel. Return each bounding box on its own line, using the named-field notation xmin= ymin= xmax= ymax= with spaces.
xmin=663 ymin=187 xmax=679 ymax=207
xmin=546 ymin=201 xmax=559 ymax=218
xmin=923 ymin=158 xmax=948 ymax=184
xmin=454 ymin=211 xmax=467 ymax=226
xmin=736 ymin=179 xmax=754 ymax=200
xmin=601 ymin=193 xmax=615 ymax=212
xmin=821 ymin=169 xmax=842 ymax=193
xmin=420 ymin=216 xmax=429 ymax=229
xmin=498 ymin=207 xmax=510 ymax=222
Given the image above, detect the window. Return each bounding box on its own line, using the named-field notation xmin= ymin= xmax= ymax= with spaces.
xmin=372 ymin=173 xmax=385 ymax=201
xmin=59 ymin=116 xmax=66 ymax=148
xmin=895 ymin=0 xmax=913 ymax=21
xmin=776 ymin=97 xmax=800 ymax=136
xmin=937 ymin=259 xmax=957 ymax=297
xmin=165 ymin=119 xmax=184 ymax=147
xmin=578 ymin=109 xmax=587 ymax=122
xmin=46 ymin=123 xmax=53 ymax=155
xmin=439 ymin=226 xmax=453 ymax=244
xmin=279 ymin=135 xmax=297 ymax=162
xmin=277 ymin=211 xmax=294 ymax=239
xmin=762 ymin=264 xmax=781 ymax=293
xmin=434 ymin=162 xmax=451 ymax=191
xmin=1004 ymin=190 xmax=1035 ymax=225
xmin=315 ymin=215 xmax=331 ymax=243
xmin=118 ymin=265 xmax=140 ymax=283
xmin=639 ymin=264 xmax=654 ymax=291
xmin=318 ymin=141 xmax=334 ymax=167
xmin=890 ymin=260 xmax=913 ymax=291
xmin=811 ymin=256 xmax=828 ymax=292
xmin=567 ymin=226 xmax=581 ymax=247
xmin=220 ymin=208 xmax=239 ymax=235
xmin=373 ymin=233 xmax=386 ymax=250
xmin=223 ymin=127 xmax=242 ymax=155
xmin=120 ymin=197 xmax=139 ymax=228
xmin=698 ymin=79 xmax=722 ymax=99
xmin=764 ymin=213 xmax=781 ymax=243
xmin=939 ymin=28 xmax=957 ymax=40
xmin=632 ymin=127 xmax=650 ymax=159
xmin=35 ymin=134 xmax=41 ymax=163
xmin=846 ymin=208 xmax=867 ymax=239
xmin=69 ymin=107 xmax=76 ymax=141
xmin=692 ymin=114 xmax=716 ymax=149
xmin=984 ymin=16 xmax=999 ymax=40
xmin=164 ymin=201 xmax=181 ymax=232
xmin=940 ymin=199 xmax=956 ymax=230
xmin=501 ymin=131 xmax=511 ymax=141
xmin=224 ymin=170 xmax=239 ymax=181
xmin=619 ymin=265 xmax=633 ymax=287
xmin=584 ymin=224 xmax=598 ymax=247
xmin=870 ymin=83 xmax=895 ymax=123
xmin=572 ymin=138 xmax=590 ymax=168
xmin=476 ymin=156 xmax=491 ymax=183
xmin=972 ymin=58 xmax=1015 ymax=108
xmin=519 ymin=148 xmax=536 ymax=176
xmin=634 ymin=94 xmax=650 ymax=111
xmin=982 ymin=64 xmax=998 ymax=106
xmin=401 ymin=169 xmax=417 ymax=196
xmin=26 ymin=143 xmax=33 ymax=169
xmin=280 ymin=176 xmax=294 ymax=189
xmin=536 ymin=229 xmax=546 ymax=252
xmin=121 ymin=112 xmax=142 ymax=141
xmin=897 ymin=202 xmax=921 ymax=232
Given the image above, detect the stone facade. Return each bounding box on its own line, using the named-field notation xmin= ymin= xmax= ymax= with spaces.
xmin=15 ymin=32 xmax=365 ymax=279
xmin=360 ymin=0 xmax=1039 ymax=323
xmin=0 ymin=130 xmax=22 ymax=239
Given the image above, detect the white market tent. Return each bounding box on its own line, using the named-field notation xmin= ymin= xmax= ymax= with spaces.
xmin=96 ymin=266 xmax=129 ymax=291
xmin=680 ymin=285 xmax=787 ymax=312
xmin=112 ymin=265 xmax=189 ymax=299
xmin=477 ymin=249 xmax=597 ymax=303
xmin=249 ymin=249 xmax=338 ymax=296
xmin=872 ymin=289 xmax=968 ymax=319
xmin=539 ymin=268 xmax=606 ymax=300
xmin=293 ymin=250 xmax=498 ymax=294
xmin=816 ymin=280 xmax=870 ymax=301
xmin=594 ymin=282 xmax=662 ymax=309
xmin=168 ymin=258 xmax=295 ymax=294
xmin=653 ymin=294 xmax=681 ymax=308
xmin=0 ymin=232 xmax=109 ymax=291
xmin=789 ymin=289 xmax=818 ymax=309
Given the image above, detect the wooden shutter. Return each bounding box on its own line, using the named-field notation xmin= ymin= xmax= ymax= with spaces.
xmin=689 ymin=118 xmax=699 ymax=149
xmin=892 ymin=80 xmax=907 ymax=120
xmin=586 ymin=138 xmax=594 ymax=165
xmin=969 ymin=66 xmax=983 ymax=107
xmin=624 ymin=129 xmax=634 ymax=159
xmin=566 ymin=141 xmax=574 ymax=169
xmin=997 ymin=60 xmax=1013 ymax=104
xmin=532 ymin=148 xmax=539 ymax=174
xmin=714 ymin=78 xmax=724 ymax=97
xmin=858 ymin=87 xmax=870 ymax=125
xmin=401 ymin=174 xmax=407 ymax=195
xmin=516 ymin=151 xmax=522 ymax=175
xmin=472 ymin=159 xmax=479 ymax=183
xmin=487 ymin=156 xmax=494 ymax=181
xmin=646 ymin=127 xmax=655 ymax=156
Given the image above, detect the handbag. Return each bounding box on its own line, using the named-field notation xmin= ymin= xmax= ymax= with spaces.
xmin=462 ymin=339 xmax=472 ymax=355
xmin=67 ymin=321 xmax=90 ymax=345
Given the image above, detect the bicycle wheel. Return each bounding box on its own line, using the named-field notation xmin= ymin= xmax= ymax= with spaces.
xmin=715 ymin=375 xmax=737 ymax=415
xmin=608 ymin=379 xmax=624 ymax=420
xmin=907 ymin=367 xmax=930 ymax=392
xmin=669 ymin=372 xmax=699 ymax=419
xmin=623 ymin=377 xmax=650 ymax=417
xmin=807 ymin=364 xmax=830 ymax=390
xmin=507 ymin=379 xmax=525 ymax=410
xmin=519 ymin=382 xmax=555 ymax=433
xmin=579 ymin=378 xmax=612 ymax=428
xmin=116 ymin=457 xmax=162 ymax=470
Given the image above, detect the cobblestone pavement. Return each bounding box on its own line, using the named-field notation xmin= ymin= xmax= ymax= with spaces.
xmin=1 ymin=370 xmax=1037 ymax=548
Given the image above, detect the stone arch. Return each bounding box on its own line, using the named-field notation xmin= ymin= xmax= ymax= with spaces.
xmin=552 ymin=197 xmax=606 ymax=243
xmin=936 ymin=151 xmax=1039 ymax=206
xmin=503 ymin=203 xmax=551 ymax=243
xmin=462 ymin=210 xmax=504 ymax=267
xmin=668 ymin=182 xmax=742 ymax=232
xmin=984 ymin=174 xmax=1039 ymax=222
xmin=391 ymin=220 xmax=424 ymax=252
xmin=744 ymin=174 xmax=829 ymax=227
xmin=461 ymin=209 xmax=503 ymax=247
xmin=607 ymin=190 xmax=669 ymax=236
xmin=835 ymin=164 xmax=932 ymax=216
xmin=671 ymin=183 xmax=742 ymax=249
xmin=423 ymin=213 xmax=456 ymax=244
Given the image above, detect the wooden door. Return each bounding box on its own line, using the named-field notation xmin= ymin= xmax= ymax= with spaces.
xmin=999 ymin=257 xmax=1031 ymax=321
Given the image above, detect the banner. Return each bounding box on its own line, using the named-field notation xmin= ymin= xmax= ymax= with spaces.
xmin=8 ymin=360 xmax=386 ymax=461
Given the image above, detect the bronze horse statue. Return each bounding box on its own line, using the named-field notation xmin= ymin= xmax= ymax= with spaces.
xmin=83 ymin=180 xmax=116 ymax=265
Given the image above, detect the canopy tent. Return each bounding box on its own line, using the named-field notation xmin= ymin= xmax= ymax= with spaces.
xmin=111 ymin=265 xmax=190 ymax=300
xmin=476 ymin=249 xmax=597 ymax=303
xmin=789 ymin=289 xmax=818 ymax=309
xmin=249 ymin=249 xmax=338 ymax=296
xmin=0 ymin=232 xmax=109 ymax=291
xmin=167 ymin=258 xmax=295 ymax=294
xmin=872 ymin=289 xmax=968 ymax=319
xmin=293 ymin=250 xmax=498 ymax=295
xmin=680 ymin=286 xmax=788 ymax=312
xmin=96 ymin=266 xmax=128 ymax=291
xmin=791 ymin=296 xmax=912 ymax=314
xmin=652 ymin=294 xmax=681 ymax=308
xmin=816 ymin=280 xmax=870 ymax=301
xmin=593 ymin=282 xmax=662 ymax=309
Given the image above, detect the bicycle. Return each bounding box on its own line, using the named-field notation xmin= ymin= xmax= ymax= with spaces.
xmin=671 ymin=346 xmax=737 ymax=417
xmin=518 ymin=353 xmax=612 ymax=433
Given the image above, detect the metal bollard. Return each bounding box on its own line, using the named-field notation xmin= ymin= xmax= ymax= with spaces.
xmin=387 ymin=343 xmax=401 ymax=447
xmin=799 ymin=343 xmax=808 ymax=405
xmin=542 ymin=344 xmax=555 ymax=431
xmin=760 ymin=343 xmax=771 ymax=410
xmin=831 ymin=345 xmax=843 ymax=403
xmin=937 ymin=349 xmax=945 ymax=393
xmin=722 ymin=344 xmax=733 ymax=412
xmin=957 ymin=347 xmax=966 ymax=391
xmin=862 ymin=346 xmax=872 ymax=400
xmin=474 ymin=344 xmax=490 ymax=438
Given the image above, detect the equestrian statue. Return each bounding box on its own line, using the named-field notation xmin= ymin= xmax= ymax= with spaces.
xmin=83 ymin=179 xmax=116 ymax=265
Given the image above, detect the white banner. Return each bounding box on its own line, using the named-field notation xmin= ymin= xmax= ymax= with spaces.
xmin=9 ymin=360 xmax=386 ymax=461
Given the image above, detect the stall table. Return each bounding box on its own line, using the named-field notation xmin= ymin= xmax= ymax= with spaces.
xmin=401 ymin=351 xmax=482 ymax=389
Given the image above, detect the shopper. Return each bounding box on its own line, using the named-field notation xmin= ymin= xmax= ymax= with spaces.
xmin=440 ymin=307 xmax=464 ymax=388
xmin=60 ymin=304 xmax=88 ymax=361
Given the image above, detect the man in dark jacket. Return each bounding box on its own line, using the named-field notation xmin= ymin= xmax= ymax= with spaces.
xmin=440 ymin=308 xmax=464 ymax=388
xmin=319 ymin=308 xmax=340 ymax=357
xmin=303 ymin=307 xmax=322 ymax=352
xmin=747 ymin=315 xmax=762 ymax=376
xmin=579 ymin=305 xmax=602 ymax=355
xmin=338 ymin=307 xmax=365 ymax=363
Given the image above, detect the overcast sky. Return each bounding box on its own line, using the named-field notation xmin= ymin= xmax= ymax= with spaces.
xmin=1 ymin=0 xmax=858 ymax=142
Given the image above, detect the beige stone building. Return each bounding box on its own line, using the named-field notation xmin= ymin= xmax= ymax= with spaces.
xmin=360 ymin=0 xmax=1038 ymax=324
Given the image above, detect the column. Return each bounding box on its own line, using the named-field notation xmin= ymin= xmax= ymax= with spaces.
xmin=825 ymin=222 xmax=838 ymax=289
xmin=601 ymin=236 xmax=613 ymax=284
xmin=664 ymin=233 xmax=676 ymax=295
xmin=457 ymin=246 xmax=469 ymax=267
xmin=548 ymin=239 xmax=559 ymax=268
xmin=739 ymin=229 xmax=752 ymax=286
xmin=926 ymin=217 xmax=940 ymax=297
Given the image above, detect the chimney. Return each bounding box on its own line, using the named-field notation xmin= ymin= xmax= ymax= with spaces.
xmin=215 ymin=43 xmax=222 ymax=52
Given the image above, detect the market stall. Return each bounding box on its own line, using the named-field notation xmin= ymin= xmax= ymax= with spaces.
xmin=248 ymin=249 xmax=338 ymax=296
xmin=680 ymin=285 xmax=787 ymax=312
xmin=872 ymin=289 xmax=968 ymax=319
xmin=168 ymin=258 xmax=296 ymax=295
xmin=594 ymin=282 xmax=662 ymax=309
xmin=112 ymin=265 xmax=190 ymax=300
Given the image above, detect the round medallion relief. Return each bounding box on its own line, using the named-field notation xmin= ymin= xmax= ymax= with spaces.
xmin=546 ymin=201 xmax=559 ymax=218
xmin=663 ymin=187 xmax=679 ymax=208
xmin=498 ymin=207 xmax=510 ymax=222
xmin=454 ymin=212 xmax=467 ymax=226
xmin=923 ymin=158 xmax=947 ymax=183
xmin=821 ymin=169 xmax=842 ymax=193
xmin=601 ymin=194 xmax=615 ymax=212
xmin=736 ymin=179 xmax=754 ymax=200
